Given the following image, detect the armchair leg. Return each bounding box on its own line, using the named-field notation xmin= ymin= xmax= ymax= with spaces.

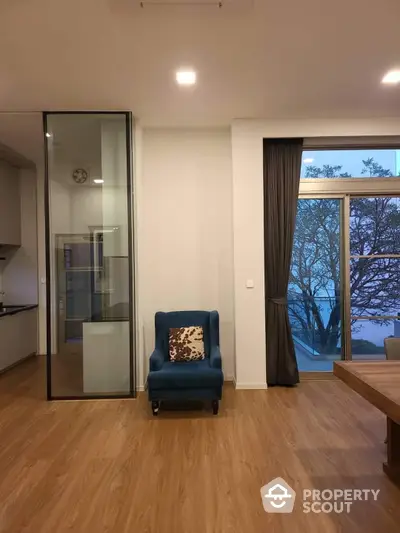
xmin=152 ymin=401 xmax=160 ymax=416
xmin=212 ymin=400 xmax=219 ymax=415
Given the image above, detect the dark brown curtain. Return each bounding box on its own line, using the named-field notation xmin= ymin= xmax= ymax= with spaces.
xmin=263 ymin=138 xmax=303 ymax=386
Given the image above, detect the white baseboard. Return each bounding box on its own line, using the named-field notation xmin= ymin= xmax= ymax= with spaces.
xmin=234 ymin=382 xmax=268 ymax=390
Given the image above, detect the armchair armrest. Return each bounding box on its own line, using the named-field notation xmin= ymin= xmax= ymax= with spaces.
xmin=150 ymin=348 xmax=164 ymax=371
xmin=210 ymin=346 xmax=222 ymax=369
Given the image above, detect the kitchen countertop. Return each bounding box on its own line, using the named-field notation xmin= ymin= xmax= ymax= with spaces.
xmin=0 ymin=304 xmax=38 ymax=318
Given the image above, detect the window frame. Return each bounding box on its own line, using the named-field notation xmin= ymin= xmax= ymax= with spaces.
xmin=297 ymin=138 xmax=400 ymax=368
xmin=300 ymin=139 xmax=400 ymax=196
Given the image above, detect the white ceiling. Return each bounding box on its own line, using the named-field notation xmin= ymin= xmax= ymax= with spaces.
xmin=0 ymin=0 xmax=400 ymax=161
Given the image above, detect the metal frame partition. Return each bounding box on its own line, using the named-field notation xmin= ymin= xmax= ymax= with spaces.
xmin=43 ymin=111 xmax=136 ymax=400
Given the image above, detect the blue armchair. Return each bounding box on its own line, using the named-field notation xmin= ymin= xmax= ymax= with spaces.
xmin=147 ymin=310 xmax=224 ymax=415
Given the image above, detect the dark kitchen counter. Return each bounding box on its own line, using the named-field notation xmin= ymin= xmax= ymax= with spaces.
xmin=0 ymin=304 xmax=38 ymax=318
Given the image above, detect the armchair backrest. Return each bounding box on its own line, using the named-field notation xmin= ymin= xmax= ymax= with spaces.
xmin=384 ymin=337 xmax=400 ymax=360
xmin=155 ymin=310 xmax=219 ymax=360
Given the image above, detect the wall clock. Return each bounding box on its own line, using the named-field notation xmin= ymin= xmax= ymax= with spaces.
xmin=72 ymin=168 xmax=88 ymax=184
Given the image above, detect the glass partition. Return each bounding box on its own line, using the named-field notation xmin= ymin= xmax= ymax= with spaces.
xmin=44 ymin=112 xmax=135 ymax=399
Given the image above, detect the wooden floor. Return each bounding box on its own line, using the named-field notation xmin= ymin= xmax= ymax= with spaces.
xmin=1 ymin=358 xmax=400 ymax=533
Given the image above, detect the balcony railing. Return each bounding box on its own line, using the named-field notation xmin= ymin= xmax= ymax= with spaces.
xmin=288 ymin=294 xmax=393 ymax=362
xmin=288 ymin=295 xmax=340 ymax=359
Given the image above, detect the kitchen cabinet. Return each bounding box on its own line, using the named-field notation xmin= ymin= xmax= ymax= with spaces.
xmin=0 ymin=308 xmax=37 ymax=372
xmin=0 ymin=160 xmax=21 ymax=246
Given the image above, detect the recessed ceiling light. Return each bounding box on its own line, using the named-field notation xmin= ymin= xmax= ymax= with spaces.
xmin=382 ymin=70 xmax=400 ymax=84
xmin=176 ymin=69 xmax=196 ymax=86
xmin=303 ymin=158 xmax=314 ymax=164
xmin=45 ymin=132 xmax=52 ymax=138
xmin=93 ymin=179 xmax=104 ymax=184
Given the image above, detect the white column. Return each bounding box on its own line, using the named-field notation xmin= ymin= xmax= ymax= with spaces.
xmin=231 ymin=122 xmax=267 ymax=389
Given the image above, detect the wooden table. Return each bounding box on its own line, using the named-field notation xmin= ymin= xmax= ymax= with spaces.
xmin=334 ymin=361 xmax=400 ymax=484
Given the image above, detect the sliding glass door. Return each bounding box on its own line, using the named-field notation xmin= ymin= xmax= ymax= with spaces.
xmin=291 ymin=146 xmax=400 ymax=371
xmin=350 ymin=197 xmax=400 ymax=359
xmin=289 ymin=198 xmax=344 ymax=371
xmin=290 ymin=194 xmax=400 ymax=371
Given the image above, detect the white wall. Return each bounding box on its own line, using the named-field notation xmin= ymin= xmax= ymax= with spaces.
xmin=231 ymin=117 xmax=400 ymax=388
xmin=35 ymin=116 xmax=400 ymax=387
xmin=50 ymin=179 xmax=72 ymax=234
xmin=70 ymin=186 xmax=103 ymax=233
xmin=51 ymin=181 xmax=125 ymax=235
xmin=139 ymin=128 xmax=235 ymax=384
xmin=101 ymin=119 xmax=129 ymax=258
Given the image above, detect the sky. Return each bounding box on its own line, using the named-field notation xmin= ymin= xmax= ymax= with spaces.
xmin=301 ymin=149 xmax=400 ymax=177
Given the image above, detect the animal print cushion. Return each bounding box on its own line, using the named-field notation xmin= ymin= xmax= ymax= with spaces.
xmin=169 ymin=326 xmax=205 ymax=362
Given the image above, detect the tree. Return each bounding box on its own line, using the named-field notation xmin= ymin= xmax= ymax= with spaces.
xmin=361 ymin=158 xmax=393 ymax=177
xmin=289 ymin=198 xmax=341 ymax=353
xmin=305 ymin=164 xmax=351 ymax=179
xmin=289 ymin=158 xmax=400 ymax=354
